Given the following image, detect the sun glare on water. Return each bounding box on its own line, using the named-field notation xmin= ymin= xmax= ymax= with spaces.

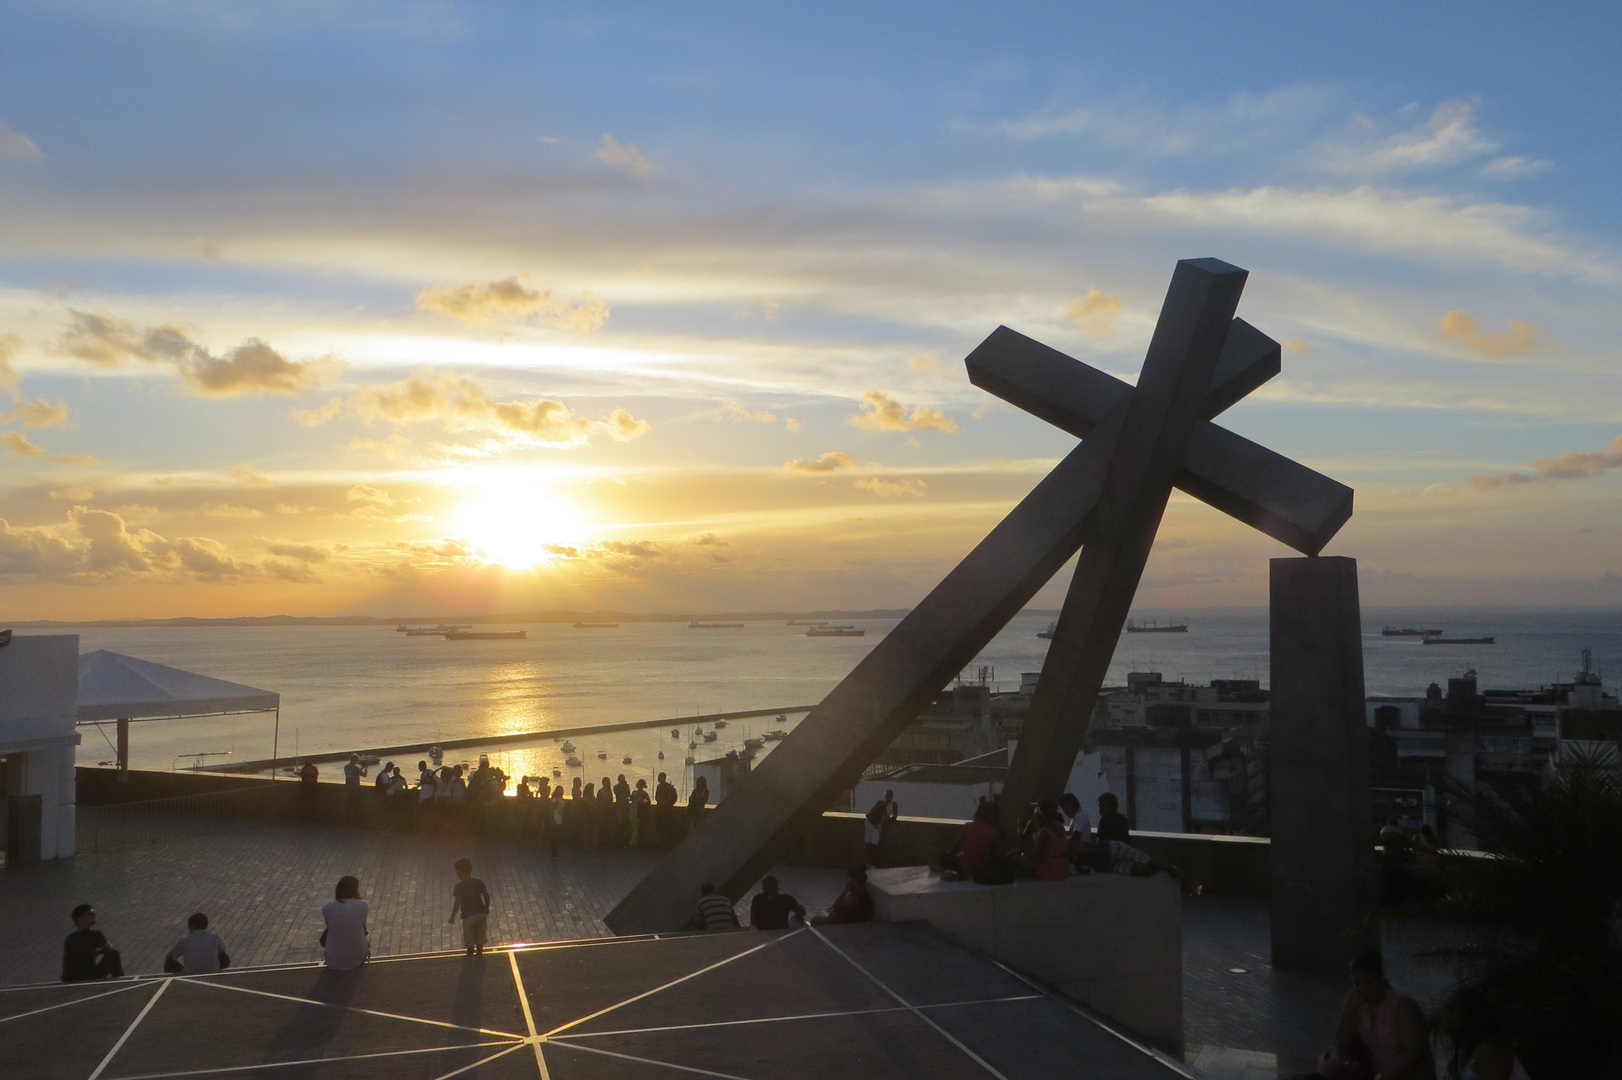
xmin=453 ymin=485 xmax=593 ymax=570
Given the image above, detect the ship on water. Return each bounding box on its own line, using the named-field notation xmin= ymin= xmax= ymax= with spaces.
xmin=1038 ymin=622 xmax=1056 ymax=640
xmin=1125 ymin=620 xmax=1188 ymax=633
xmin=1382 ymin=625 xmax=1443 ymax=637
xmin=573 ymin=621 xmax=618 ymax=629
xmin=446 ymin=630 xmax=526 ymax=640
xmin=689 ymin=620 xmax=745 ymax=629
xmin=806 ymin=626 xmax=864 ymax=637
xmin=1423 ymin=634 xmax=1496 ymax=645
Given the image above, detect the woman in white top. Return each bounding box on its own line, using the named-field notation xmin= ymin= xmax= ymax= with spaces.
xmin=322 ymin=875 xmax=369 ymax=970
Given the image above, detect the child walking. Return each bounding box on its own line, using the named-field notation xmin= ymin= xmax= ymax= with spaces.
xmin=447 ymin=857 xmax=491 ymax=956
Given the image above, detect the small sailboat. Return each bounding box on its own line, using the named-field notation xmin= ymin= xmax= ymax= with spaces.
xmin=671 ymin=729 xmax=682 ymax=738
xmin=703 ymin=731 xmax=718 ymax=742
xmin=561 ymin=741 xmax=576 ymax=753
xmin=657 ymin=751 xmax=665 ymax=760
xmin=551 ymin=767 xmax=561 ymax=777
xmin=564 ymin=754 xmax=582 ymax=767
xmin=621 ymin=755 xmax=633 ymax=765
xmin=684 ymin=755 xmax=695 ymax=765
xmin=597 ymin=750 xmax=608 ymax=760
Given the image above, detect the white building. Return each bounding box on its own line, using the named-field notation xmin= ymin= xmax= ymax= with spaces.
xmin=0 ymin=634 xmax=80 ymax=861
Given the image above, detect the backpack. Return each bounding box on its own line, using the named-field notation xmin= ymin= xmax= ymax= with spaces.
xmin=866 ymin=801 xmax=887 ymax=827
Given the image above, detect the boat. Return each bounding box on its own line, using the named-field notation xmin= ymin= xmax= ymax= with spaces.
xmin=621 ymin=755 xmax=633 ymax=764
xmin=743 ymin=737 xmax=765 ymax=750
xmin=762 ymin=729 xmax=789 ymax=741
xmin=445 ymin=630 xmax=526 ymax=640
xmin=689 ymin=620 xmax=745 ymax=629
xmin=713 ymin=719 xmax=728 ymax=728
xmin=560 ymin=741 xmax=576 ymax=753
xmin=738 ymin=746 xmax=757 ymax=760
xmin=657 ymin=751 xmax=665 ymax=760
xmin=565 ymin=755 xmax=582 ymax=767
xmin=703 ymin=731 xmax=718 ymax=742
xmin=1382 ymin=626 xmax=1443 ymax=637
xmin=597 ymin=750 xmax=608 ymax=759
xmin=806 ymin=627 xmax=864 ymax=637
xmin=671 ymin=729 xmax=682 ymax=739
xmin=573 ymin=621 xmax=619 ymax=629
xmin=357 ymin=753 xmax=381 ymax=767
xmin=684 ymin=755 xmax=695 ymax=765
xmin=1423 ymin=635 xmax=1496 ymax=645
xmin=1125 ymin=620 xmax=1188 ymax=633
xmin=787 ymin=620 xmax=829 ymax=626
xmin=688 ymin=740 xmax=697 ymax=749
xmin=1037 ymin=622 xmax=1056 ymax=640
xmin=428 ymin=745 xmax=443 ymax=765
xmin=395 ymin=624 xmax=409 ymax=632
xmin=552 ymin=767 xmax=561 ymax=777
xmin=406 ymin=629 xmax=446 ymax=636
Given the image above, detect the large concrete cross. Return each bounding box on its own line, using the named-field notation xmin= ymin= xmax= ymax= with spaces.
xmin=607 ymin=258 xmax=1353 ymax=933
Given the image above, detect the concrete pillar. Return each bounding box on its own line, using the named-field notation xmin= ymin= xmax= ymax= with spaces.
xmin=1269 ymin=555 xmax=1375 ymax=972
xmin=117 ymin=717 xmax=129 ymax=782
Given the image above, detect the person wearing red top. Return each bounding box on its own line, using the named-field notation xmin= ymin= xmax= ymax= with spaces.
xmin=941 ymin=801 xmax=1002 ymax=879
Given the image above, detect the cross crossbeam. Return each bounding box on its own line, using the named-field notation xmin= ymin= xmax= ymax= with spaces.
xmin=606 ymin=258 xmax=1353 ymax=933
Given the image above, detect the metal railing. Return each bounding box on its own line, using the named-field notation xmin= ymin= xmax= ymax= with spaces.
xmin=77 ymin=782 xmax=301 ymax=853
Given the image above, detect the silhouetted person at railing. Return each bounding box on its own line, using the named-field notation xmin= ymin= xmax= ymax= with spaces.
xmin=299 ymin=760 xmax=319 ymax=820
xmin=1313 ymin=949 xmax=1434 ymax=1080
xmin=687 ymin=775 xmax=710 ymax=830
xmin=547 ymin=788 xmax=564 ymax=858
xmin=384 ymin=765 xmax=410 ymax=828
xmin=864 ymin=789 xmax=898 ymax=866
xmin=613 ymin=774 xmax=631 ymax=844
xmin=1095 ymin=792 xmax=1129 ymax=842
xmin=374 ymin=760 xmax=394 ymax=798
xmin=596 ymin=777 xmax=615 ymax=846
xmin=749 ymin=876 xmax=805 ymax=930
xmin=343 ymin=754 xmax=366 ymax=821
xmin=164 ymin=912 xmax=228 ymax=974
xmin=1057 ymin=792 xmax=1092 ymax=842
xmin=811 ymin=867 xmax=873 ymax=925
xmin=629 ymin=779 xmax=651 ymax=847
xmin=447 ymin=857 xmax=491 ymax=956
xmin=322 ymin=875 xmax=369 ymax=970
xmin=579 ymin=782 xmax=597 ymax=847
xmin=414 ymin=760 xmax=438 ymax=831
xmin=62 ymin=903 xmax=123 ymax=982
xmin=654 ymin=772 xmax=678 ymax=845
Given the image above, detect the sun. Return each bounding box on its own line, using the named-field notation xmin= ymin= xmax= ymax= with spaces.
xmin=452 ymin=484 xmax=594 ymax=569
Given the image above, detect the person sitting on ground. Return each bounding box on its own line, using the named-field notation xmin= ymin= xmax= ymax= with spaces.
xmin=940 ymin=801 xmax=1002 ymax=880
xmin=749 ymin=876 xmax=806 ymax=930
xmin=164 ymin=912 xmax=228 ymax=974
xmin=62 ymin=903 xmax=123 ymax=982
xmin=1008 ymin=799 xmax=1073 ymax=881
xmin=690 ymin=882 xmax=740 ymax=931
xmin=1075 ymin=838 xmax=1203 ymax=896
xmin=322 ymin=875 xmax=370 ymax=970
xmin=1437 ymin=986 xmax=1530 ymax=1080
xmin=1314 ymin=948 xmax=1435 ymax=1080
xmin=812 ymin=867 xmax=874 ymax=925
xmin=1095 ymin=792 xmax=1129 ymax=842
xmin=1057 ymin=792 xmax=1092 ymax=842
xmin=447 ymin=857 xmax=491 ymax=956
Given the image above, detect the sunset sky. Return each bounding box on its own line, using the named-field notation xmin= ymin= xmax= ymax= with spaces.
xmin=2 ymin=2 xmax=1620 ymax=619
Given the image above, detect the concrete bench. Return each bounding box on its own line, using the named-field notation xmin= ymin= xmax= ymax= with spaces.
xmin=868 ymin=865 xmax=1182 ymax=1048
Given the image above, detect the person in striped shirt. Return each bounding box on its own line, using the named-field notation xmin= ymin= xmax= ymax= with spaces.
xmin=691 ymin=883 xmax=739 ymax=931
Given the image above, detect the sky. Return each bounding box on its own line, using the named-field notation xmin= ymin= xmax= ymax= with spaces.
xmin=2 ymin=1 xmax=1620 ymax=619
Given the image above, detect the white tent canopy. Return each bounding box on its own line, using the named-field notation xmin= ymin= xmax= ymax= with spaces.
xmin=77 ymin=649 xmax=279 ymax=723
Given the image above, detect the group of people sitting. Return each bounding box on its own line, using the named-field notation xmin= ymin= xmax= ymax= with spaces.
xmin=686 ymin=868 xmax=874 ymax=932
xmin=936 ymin=791 xmax=1200 ymax=894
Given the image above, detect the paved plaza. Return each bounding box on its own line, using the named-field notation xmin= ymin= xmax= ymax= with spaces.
xmin=0 ymin=817 xmax=1455 ymax=1079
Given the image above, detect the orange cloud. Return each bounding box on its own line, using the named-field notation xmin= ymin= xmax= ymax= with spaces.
xmin=334 ymin=374 xmax=648 ymax=448
xmin=784 ymin=451 xmax=855 ymax=474
xmin=2 ymin=431 xmax=43 ymax=457
xmin=1 ymin=399 xmax=70 ymax=428
xmin=595 ymin=134 xmax=651 ymax=176
xmin=415 ymin=275 xmax=610 ymax=331
xmin=1436 ymin=310 xmax=1539 ymax=358
xmin=854 ymin=476 xmax=926 ymax=497
xmin=1066 ymin=287 xmax=1123 ymax=335
xmin=1465 ymin=433 xmax=1622 ymax=489
xmin=55 ymin=311 xmax=340 ymax=395
xmin=846 ymin=391 xmax=958 ymax=434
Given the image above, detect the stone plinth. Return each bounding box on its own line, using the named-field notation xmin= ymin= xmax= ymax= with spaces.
xmin=869 ymin=865 xmax=1182 ymax=1049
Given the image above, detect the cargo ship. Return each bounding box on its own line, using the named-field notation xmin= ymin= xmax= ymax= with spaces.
xmin=689 ymin=620 xmax=745 ymax=629
xmin=1423 ymin=635 xmax=1495 ymax=645
xmin=1382 ymin=625 xmax=1443 ymax=637
xmin=1125 ymin=620 xmax=1188 ymax=633
xmin=806 ymin=626 xmax=865 ymax=637
xmin=446 ymin=630 xmax=526 ymax=640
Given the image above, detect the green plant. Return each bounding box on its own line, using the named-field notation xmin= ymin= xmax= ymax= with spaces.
xmin=1421 ymin=749 xmax=1622 ymax=1078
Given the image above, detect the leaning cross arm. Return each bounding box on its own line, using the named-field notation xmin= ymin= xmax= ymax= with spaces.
xmin=965 ymin=323 xmax=1352 ymax=555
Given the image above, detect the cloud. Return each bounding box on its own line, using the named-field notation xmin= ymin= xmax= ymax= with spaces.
xmin=231 ymin=464 xmax=273 ymax=488
xmin=784 ymin=451 xmax=855 ymax=474
xmin=595 ymin=134 xmax=651 ymax=177
xmin=203 ymin=503 xmax=266 ymax=518
xmin=1316 ymin=100 xmax=1496 ymax=176
xmin=718 ymin=398 xmax=776 ymax=423
xmin=906 ymin=356 xmax=938 ymax=371
xmin=0 ymin=334 xmax=19 ymax=390
xmin=0 ymin=120 xmax=42 ymax=160
xmin=347 ymin=484 xmax=394 ymax=507
xmin=854 ymin=476 xmax=926 ymax=497
xmin=0 ymin=508 xmax=321 ymax=583
xmin=264 ymin=541 xmax=328 ymax=563
xmin=293 ymin=397 xmax=344 ymax=425
xmin=347 ymin=433 xmax=412 ymax=456
xmin=2 ymin=431 xmax=43 ymax=457
xmin=338 ymin=373 xmax=649 ymax=448
xmin=1465 ymin=433 xmax=1622 ymax=489
xmin=1436 ymin=310 xmax=1539 ymax=358
xmin=1483 ymin=155 xmax=1552 ymax=180
xmin=1065 ymin=287 xmax=1123 ymax=335
xmin=51 ymin=454 xmax=100 ymax=467
xmin=846 ymin=391 xmax=958 ymax=434
xmin=48 ymin=485 xmax=95 ymax=501
xmin=784 ymin=418 xmax=802 ymax=432
xmin=758 ymin=299 xmax=780 ymax=320
xmin=1280 ymin=338 xmax=1309 ymax=355
xmin=415 ymin=275 xmax=610 ymax=330
xmin=0 ymin=399 xmax=69 ymax=428
xmin=55 ymin=311 xmax=340 ymax=395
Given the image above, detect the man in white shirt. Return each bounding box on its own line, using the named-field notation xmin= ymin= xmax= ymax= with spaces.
xmin=1058 ymin=793 xmax=1093 ymax=841
xmin=165 ymin=912 xmax=228 ymax=974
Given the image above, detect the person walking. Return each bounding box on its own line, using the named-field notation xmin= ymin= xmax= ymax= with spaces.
xmin=321 ymin=876 xmax=369 ymax=970
xmin=654 ymin=772 xmax=678 ymax=845
xmin=164 ymin=912 xmax=228 ymax=974
xmin=864 ymin=789 xmax=898 ymax=866
xmin=61 ymin=904 xmax=123 ymax=982
xmin=447 ymin=858 xmax=491 ymax=956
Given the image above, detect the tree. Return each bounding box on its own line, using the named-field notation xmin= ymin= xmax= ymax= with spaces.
xmin=1421 ymin=750 xmax=1622 ymax=1078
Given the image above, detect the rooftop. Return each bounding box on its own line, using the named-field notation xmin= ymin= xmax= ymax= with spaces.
xmin=0 ymin=815 xmax=1456 ymax=1079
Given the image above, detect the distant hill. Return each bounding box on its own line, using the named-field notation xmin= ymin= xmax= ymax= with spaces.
xmin=0 ymin=608 xmax=1045 ymax=630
